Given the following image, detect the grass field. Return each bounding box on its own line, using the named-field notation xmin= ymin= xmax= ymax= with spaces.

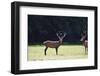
xmin=28 ymin=45 xmax=88 ymax=61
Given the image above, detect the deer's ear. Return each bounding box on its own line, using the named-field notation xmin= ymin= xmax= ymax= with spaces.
xmin=56 ymin=33 xmax=58 ymax=35
xmin=64 ymin=33 xmax=67 ymax=36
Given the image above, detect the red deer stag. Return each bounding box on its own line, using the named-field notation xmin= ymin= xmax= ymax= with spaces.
xmin=80 ymin=32 xmax=88 ymax=54
xmin=43 ymin=32 xmax=66 ymax=55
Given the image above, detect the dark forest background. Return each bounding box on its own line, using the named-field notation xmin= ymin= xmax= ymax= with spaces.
xmin=28 ymin=15 xmax=87 ymax=45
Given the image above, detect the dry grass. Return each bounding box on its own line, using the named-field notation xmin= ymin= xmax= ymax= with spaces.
xmin=28 ymin=45 xmax=88 ymax=61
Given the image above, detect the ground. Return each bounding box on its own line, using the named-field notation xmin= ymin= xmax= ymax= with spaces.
xmin=28 ymin=45 xmax=88 ymax=61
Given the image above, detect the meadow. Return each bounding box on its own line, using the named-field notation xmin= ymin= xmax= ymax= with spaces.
xmin=28 ymin=45 xmax=88 ymax=61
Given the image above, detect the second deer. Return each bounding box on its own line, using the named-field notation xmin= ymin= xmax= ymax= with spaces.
xmin=80 ymin=32 xmax=88 ymax=54
xmin=43 ymin=32 xmax=66 ymax=55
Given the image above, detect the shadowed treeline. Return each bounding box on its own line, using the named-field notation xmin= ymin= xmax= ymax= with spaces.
xmin=28 ymin=15 xmax=87 ymax=45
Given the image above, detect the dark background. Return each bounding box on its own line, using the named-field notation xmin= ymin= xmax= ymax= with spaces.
xmin=28 ymin=15 xmax=87 ymax=45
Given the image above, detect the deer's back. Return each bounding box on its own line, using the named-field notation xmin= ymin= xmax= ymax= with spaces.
xmin=43 ymin=41 xmax=60 ymax=48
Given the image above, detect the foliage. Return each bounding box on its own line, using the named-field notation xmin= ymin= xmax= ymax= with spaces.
xmin=28 ymin=15 xmax=87 ymax=45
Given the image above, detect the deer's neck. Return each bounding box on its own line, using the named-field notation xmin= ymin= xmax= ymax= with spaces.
xmin=59 ymin=39 xmax=63 ymax=44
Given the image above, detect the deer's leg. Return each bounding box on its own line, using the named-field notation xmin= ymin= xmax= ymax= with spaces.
xmin=56 ymin=48 xmax=58 ymax=55
xmin=44 ymin=47 xmax=48 ymax=55
xmin=85 ymin=47 xmax=87 ymax=54
xmin=85 ymin=47 xmax=86 ymax=54
xmin=86 ymin=48 xmax=88 ymax=54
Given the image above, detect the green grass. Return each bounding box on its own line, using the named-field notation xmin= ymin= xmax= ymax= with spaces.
xmin=28 ymin=45 xmax=88 ymax=61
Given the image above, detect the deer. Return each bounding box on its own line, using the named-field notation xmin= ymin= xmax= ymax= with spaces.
xmin=43 ymin=32 xmax=66 ymax=55
xmin=80 ymin=32 xmax=88 ymax=54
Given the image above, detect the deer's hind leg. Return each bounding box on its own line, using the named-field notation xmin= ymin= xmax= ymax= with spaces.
xmin=56 ymin=48 xmax=58 ymax=55
xmin=44 ymin=47 xmax=48 ymax=55
xmin=85 ymin=47 xmax=86 ymax=54
xmin=85 ymin=47 xmax=88 ymax=54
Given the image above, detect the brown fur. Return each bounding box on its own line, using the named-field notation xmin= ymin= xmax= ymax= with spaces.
xmin=43 ymin=33 xmax=66 ymax=55
xmin=80 ymin=33 xmax=88 ymax=54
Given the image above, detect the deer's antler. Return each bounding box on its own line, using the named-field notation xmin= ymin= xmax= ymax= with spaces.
xmin=62 ymin=33 xmax=66 ymax=39
xmin=56 ymin=33 xmax=61 ymax=39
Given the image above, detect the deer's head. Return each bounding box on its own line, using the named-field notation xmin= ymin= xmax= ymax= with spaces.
xmin=80 ymin=32 xmax=87 ymax=42
xmin=56 ymin=32 xmax=66 ymax=44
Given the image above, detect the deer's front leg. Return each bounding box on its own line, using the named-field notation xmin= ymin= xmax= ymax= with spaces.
xmin=85 ymin=47 xmax=88 ymax=54
xmin=85 ymin=47 xmax=86 ymax=54
xmin=44 ymin=47 xmax=48 ymax=55
xmin=56 ymin=48 xmax=58 ymax=55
